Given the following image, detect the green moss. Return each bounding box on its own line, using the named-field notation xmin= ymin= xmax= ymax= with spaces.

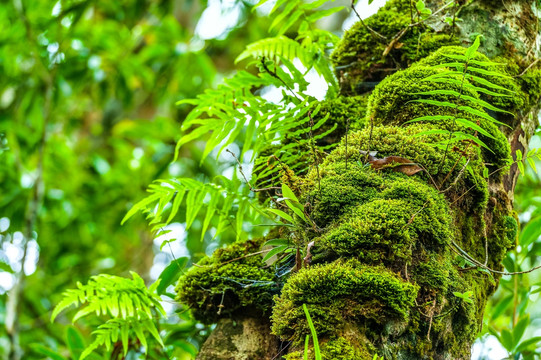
xmin=412 ymin=256 xmax=452 ymax=294
xmin=308 ymin=165 xmax=383 ymax=226
xmin=320 ymin=191 xmax=451 ymax=264
xmin=331 ymin=0 xmax=457 ymax=94
xmin=308 ymin=124 xmax=490 ymax=217
xmin=502 ymin=215 xmax=518 ymax=245
xmin=485 ymin=212 xmax=517 ymax=268
xmin=519 ymin=68 xmax=541 ymax=108
xmin=271 ymin=259 xmax=418 ymax=342
xmin=365 ymin=63 xmax=512 ymax=171
xmin=175 ymin=238 xmax=277 ymax=324
xmin=285 ymin=337 xmax=374 ymax=360
xmin=321 ymin=199 xmax=414 ymax=263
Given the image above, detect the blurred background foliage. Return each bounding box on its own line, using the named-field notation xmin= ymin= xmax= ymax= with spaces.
xmin=0 ymin=0 xmax=539 ymax=359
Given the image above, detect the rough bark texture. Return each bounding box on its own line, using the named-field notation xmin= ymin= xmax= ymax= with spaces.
xmin=196 ymin=317 xmax=281 ymax=360
xmin=177 ymin=1 xmax=541 ymax=359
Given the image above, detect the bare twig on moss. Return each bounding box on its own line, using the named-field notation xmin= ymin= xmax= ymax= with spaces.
xmin=383 ymin=0 xmax=455 ymax=57
xmin=515 ymin=59 xmax=540 ymax=78
xmin=451 ymin=241 xmax=541 ymax=276
xmin=426 ymin=299 xmax=437 ymax=341
xmin=350 ymin=1 xmax=387 ymax=41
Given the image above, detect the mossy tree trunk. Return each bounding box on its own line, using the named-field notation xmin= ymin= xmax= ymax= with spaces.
xmin=179 ymin=1 xmax=541 ymax=359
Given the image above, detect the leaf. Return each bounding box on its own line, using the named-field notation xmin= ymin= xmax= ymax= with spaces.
xmin=369 ymin=156 xmax=423 ymax=176
xmin=285 ymin=199 xmax=308 ymax=223
xmin=305 ymin=7 xmax=344 ymax=23
xmin=263 ymin=245 xmax=288 ymax=263
xmin=527 ymin=157 xmax=537 ymax=173
xmin=304 ymin=335 xmax=310 ymax=360
xmin=500 ymin=328 xmax=514 ymax=351
xmin=516 ymin=149 xmax=523 ymax=161
xmin=303 ymin=304 xmax=321 ymax=360
xmin=156 ymin=258 xmax=188 ymax=296
xmin=512 ymin=314 xmax=530 ymax=348
xmin=465 ymin=35 xmax=481 ymax=60
xmin=263 ymin=238 xmax=290 ymax=247
xmin=519 ymin=216 xmax=541 ymax=247
xmin=454 ymin=118 xmax=495 ymax=139
xmin=30 ymin=344 xmax=66 ymax=360
xmin=66 ymin=326 xmax=86 ymax=360
xmin=282 ymin=183 xmax=300 ymax=203
xmin=516 ymin=336 xmax=541 ymax=353
xmin=268 ymin=208 xmax=294 ymax=224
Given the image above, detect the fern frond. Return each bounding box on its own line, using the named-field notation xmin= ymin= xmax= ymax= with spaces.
xmin=123 ymin=176 xmax=258 ymax=241
xmin=51 ymin=272 xmax=164 ymax=323
xmin=426 ymin=71 xmax=515 ymax=93
xmin=236 ymin=36 xmax=310 ymax=65
xmin=79 ymin=315 xmax=164 ymax=360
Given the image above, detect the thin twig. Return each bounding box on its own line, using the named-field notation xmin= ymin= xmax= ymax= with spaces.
xmin=307 ymin=111 xmax=321 ymax=193
xmin=451 ymin=242 xmax=541 ymax=276
xmin=515 ymin=59 xmax=540 ymax=78
xmin=350 ymin=1 xmax=387 ymax=41
xmin=260 ymin=58 xmax=303 ymax=102
xmin=226 ymin=149 xmax=281 ymax=193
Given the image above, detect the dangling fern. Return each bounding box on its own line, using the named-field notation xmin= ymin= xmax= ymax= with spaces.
xmin=79 ymin=316 xmax=163 ymax=360
xmin=408 ymin=36 xmax=514 ymax=150
xmin=122 ymin=174 xmax=261 ymax=242
xmin=175 ymin=57 xmax=312 ymax=164
xmin=124 ymin=3 xmax=344 ymax=259
xmin=237 ymin=0 xmax=343 ymax=88
xmin=51 ymin=272 xmax=165 ymax=359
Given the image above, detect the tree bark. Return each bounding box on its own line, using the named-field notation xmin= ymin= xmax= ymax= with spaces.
xmin=185 ymin=1 xmax=541 ymax=359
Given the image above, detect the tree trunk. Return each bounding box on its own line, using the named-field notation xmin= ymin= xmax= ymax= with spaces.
xmin=181 ymin=1 xmax=541 ymax=359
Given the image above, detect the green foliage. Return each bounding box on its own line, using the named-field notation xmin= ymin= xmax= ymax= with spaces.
xmin=515 ymin=148 xmax=541 ymax=175
xmin=303 ymin=304 xmax=322 ymax=360
xmin=408 ymin=36 xmax=515 ymax=151
xmin=5 ymin=0 xmax=540 ymax=358
xmin=51 ymin=272 xmax=165 ymax=359
xmin=237 ymin=0 xmax=342 ymax=87
xmin=122 ymin=175 xmax=259 ymax=242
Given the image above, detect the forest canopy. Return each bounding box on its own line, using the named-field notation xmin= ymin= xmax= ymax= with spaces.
xmin=0 ymin=0 xmax=540 ymax=359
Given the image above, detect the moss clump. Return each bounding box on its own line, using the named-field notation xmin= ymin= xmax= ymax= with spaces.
xmin=309 ymin=124 xmax=490 ymax=217
xmin=308 ymin=165 xmax=383 ymax=226
xmin=519 ymin=68 xmax=541 ymax=108
xmin=419 ymin=256 xmax=453 ymax=289
xmin=175 ymin=238 xmax=277 ymax=324
xmin=365 ymin=63 xmax=512 ymax=172
xmin=321 ymin=199 xmax=415 ymax=264
xmin=485 ymin=212 xmax=517 ymax=269
xmin=271 ymin=259 xmax=418 ymax=342
xmin=285 ymin=337 xmax=374 ymax=360
xmin=331 ymin=0 xmax=457 ymax=95
xmin=320 ymin=191 xmax=451 ymax=264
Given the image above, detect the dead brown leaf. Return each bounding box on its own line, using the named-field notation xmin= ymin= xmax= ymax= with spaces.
xmin=369 ymin=155 xmax=423 ymax=176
